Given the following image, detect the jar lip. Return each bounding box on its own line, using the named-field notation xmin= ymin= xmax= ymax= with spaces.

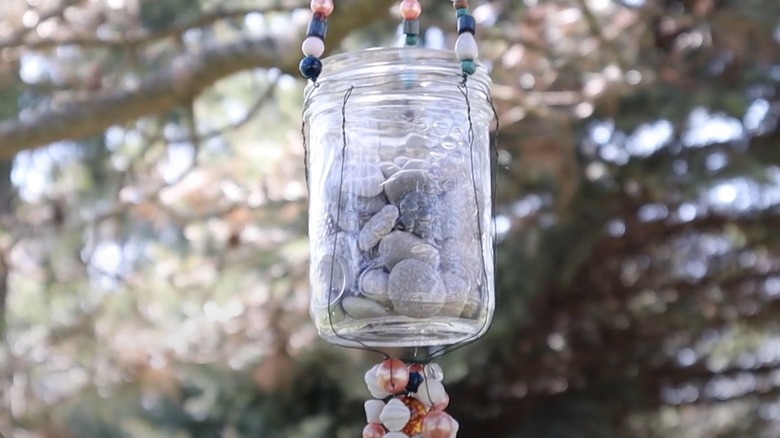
xmin=316 ymin=47 xmax=491 ymax=86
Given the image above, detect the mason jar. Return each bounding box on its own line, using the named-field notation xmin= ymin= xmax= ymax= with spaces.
xmin=304 ymin=47 xmax=494 ymax=348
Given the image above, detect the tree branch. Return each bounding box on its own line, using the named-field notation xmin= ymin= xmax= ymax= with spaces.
xmin=0 ymin=0 xmax=397 ymax=157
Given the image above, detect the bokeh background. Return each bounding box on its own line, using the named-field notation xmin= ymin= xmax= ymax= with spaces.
xmin=1 ymin=0 xmax=780 ymax=436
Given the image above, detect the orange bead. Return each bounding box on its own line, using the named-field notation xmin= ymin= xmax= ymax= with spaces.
xmin=422 ymin=411 xmax=455 ymax=438
xmin=408 ymin=363 xmax=424 ymax=373
xmin=310 ymin=0 xmax=334 ymax=16
xmin=376 ymin=359 xmax=409 ymax=394
xmin=362 ymin=423 xmax=386 ymax=438
xmin=453 ymin=0 xmax=469 ymax=9
xmin=400 ymin=396 xmax=427 ymax=435
xmin=399 ymin=0 xmax=422 ymax=19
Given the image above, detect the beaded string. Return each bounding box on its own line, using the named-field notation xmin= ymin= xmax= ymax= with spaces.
xmin=399 ymin=0 xmax=422 ymax=46
xmin=299 ymin=0 xmax=334 ymax=82
xmin=452 ymin=0 xmax=479 ymax=76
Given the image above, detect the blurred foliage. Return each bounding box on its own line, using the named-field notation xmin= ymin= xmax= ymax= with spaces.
xmin=0 ymin=0 xmax=780 ymax=437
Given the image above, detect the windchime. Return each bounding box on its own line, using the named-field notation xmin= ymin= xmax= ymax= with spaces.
xmin=299 ymin=1 xmax=497 ymax=436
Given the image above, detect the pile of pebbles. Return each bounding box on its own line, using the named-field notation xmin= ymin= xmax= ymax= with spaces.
xmin=313 ymin=154 xmax=485 ymax=322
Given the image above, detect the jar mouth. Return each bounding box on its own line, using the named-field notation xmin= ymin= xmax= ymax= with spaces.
xmin=314 ymin=47 xmax=490 ymax=88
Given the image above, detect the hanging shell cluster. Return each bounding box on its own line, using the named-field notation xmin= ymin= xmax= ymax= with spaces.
xmin=313 ymin=147 xmax=486 ymax=323
xmin=362 ymin=359 xmax=459 ymax=438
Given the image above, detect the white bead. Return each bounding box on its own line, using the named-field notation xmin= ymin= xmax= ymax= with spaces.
xmin=380 ymin=398 xmax=411 ymax=432
xmin=364 ymin=400 xmax=385 ymax=424
xmin=455 ymin=32 xmax=478 ymax=61
xmin=384 ymin=433 xmax=409 ymax=438
xmin=424 ymin=363 xmax=444 ymax=381
xmin=301 ymin=36 xmax=325 ymax=57
xmin=413 ymin=378 xmax=447 ymax=408
xmin=365 ymin=364 xmax=392 ymax=399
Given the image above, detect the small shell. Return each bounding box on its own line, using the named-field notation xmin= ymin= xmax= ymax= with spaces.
xmin=365 ymin=364 xmax=392 ymax=399
xmin=423 ymin=363 xmax=444 ymax=382
xmin=413 ymin=378 xmax=447 ymax=408
xmin=359 ymin=205 xmax=400 ymax=252
xmin=365 ymin=400 xmax=385 ymax=424
xmin=380 ymin=398 xmax=411 ymax=432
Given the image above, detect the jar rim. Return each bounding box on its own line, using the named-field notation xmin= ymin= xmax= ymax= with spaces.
xmin=313 ymin=47 xmax=491 ymax=88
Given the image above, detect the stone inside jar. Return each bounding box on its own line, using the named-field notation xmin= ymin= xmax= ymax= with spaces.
xmin=315 ymin=149 xmax=485 ymax=321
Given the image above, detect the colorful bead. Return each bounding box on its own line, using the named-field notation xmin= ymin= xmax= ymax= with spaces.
xmin=455 ymin=32 xmax=478 ymax=60
xmin=406 ymin=371 xmax=424 ymax=393
xmin=405 ymin=34 xmax=419 ymax=46
xmin=400 ymin=0 xmax=422 ymax=20
xmin=421 ymin=411 xmax=456 ymax=438
xmin=455 ymin=7 xmax=469 ymax=17
xmin=460 ymin=60 xmax=477 ymax=75
xmin=310 ymin=0 xmax=334 ymax=16
xmin=456 ymin=14 xmax=476 ymax=34
xmin=403 ymin=19 xmax=420 ymax=35
xmin=376 ymin=358 xmax=410 ymax=394
xmin=413 ymin=378 xmax=448 ymax=408
xmin=362 ymin=423 xmax=386 ymax=438
xmin=307 ymin=17 xmax=328 ymax=38
xmin=453 ymin=0 xmax=469 ymax=9
xmin=423 ymin=363 xmax=444 ymax=381
xmin=400 ymin=396 xmax=427 ymax=436
xmin=299 ymin=55 xmax=322 ymax=80
xmin=301 ymin=36 xmax=325 ymax=57
xmin=365 ymin=364 xmax=393 ymax=399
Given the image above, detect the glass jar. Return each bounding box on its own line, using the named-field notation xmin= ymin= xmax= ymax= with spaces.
xmin=304 ymin=48 xmax=494 ymax=348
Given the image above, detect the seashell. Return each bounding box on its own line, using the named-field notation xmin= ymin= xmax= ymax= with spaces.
xmin=360 ymin=269 xmax=390 ymax=303
xmin=365 ymin=364 xmax=392 ymax=399
xmin=421 ymin=411 xmax=456 ymax=438
xmin=400 ymin=396 xmax=427 ymax=436
xmin=383 ymin=433 xmax=409 ymax=438
xmin=413 ymin=378 xmax=447 ymax=408
xmin=402 ymin=159 xmax=431 ymax=171
xmin=365 ymin=400 xmax=385 ymax=424
xmin=380 ymin=398 xmax=411 ymax=432
xmin=343 ymin=296 xmax=392 ymax=320
xmin=326 ymin=162 xmax=385 ymax=198
xmin=359 ymin=205 xmax=400 ymax=252
xmin=388 ymin=259 xmax=446 ymax=318
xmin=376 ymin=359 xmax=410 ymax=394
xmin=378 ymin=231 xmax=439 ymax=269
xmin=383 ymin=169 xmax=440 ymax=204
xmin=362 ymin=423 xmax=386 ymax=438
xmin=398 ymin=191 xmax=440 ymax=240
xmin=380 ymin=162 xmax=402 ymax=179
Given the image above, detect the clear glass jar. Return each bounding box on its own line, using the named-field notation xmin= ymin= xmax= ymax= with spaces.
xmin=304 ymin=48 xmax=494 ymax=348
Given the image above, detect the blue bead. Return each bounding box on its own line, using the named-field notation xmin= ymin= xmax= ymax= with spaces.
xmin=406 ymin=372 xmax=424 ymax=393
xmin=461 ymin=60 xmax=477 ymax=75
xmin=457 ymin=14 xmax=476 ymax=34
xmin=456 ymin=7 xmax=469 ymax=17
xmin=405 ymin=34 xmax=418 ymax=46
xmin=307 ymin=17 xmax=328 ymax=39
xmin=299 ymin=55 xmax=322 ymax=80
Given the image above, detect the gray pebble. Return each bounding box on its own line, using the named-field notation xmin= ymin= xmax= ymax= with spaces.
xmin=326 ymin=162 xmax=385 ymax=198
xmin=388 ymin=259 xmax=446 ymax=318
xmin=342 ymin=296 xmax=391 ymax=319
xmin=437 ymin=272 xmax=470 ymax=317
xmin=403 ymin=159 xmax=431 ymax=171
xmin=378 ymin=231 xmax=439 ymax=269
xmin=360 ymin=269 xmax=390 ymax=304
xmin=399 ymin=191 xmax=439 ymax=239
xmin=439 ymin=239 xmax=482 ymax=286
xmin=359 ymin=205 xmax=399 ymax=252
xmin=393 ymin=156 xmax=410 ymax=168
xmin=382 ymin=169 xmax=440 ymax=204
xmin=379 ymin=162 xmax=402 ymax=179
